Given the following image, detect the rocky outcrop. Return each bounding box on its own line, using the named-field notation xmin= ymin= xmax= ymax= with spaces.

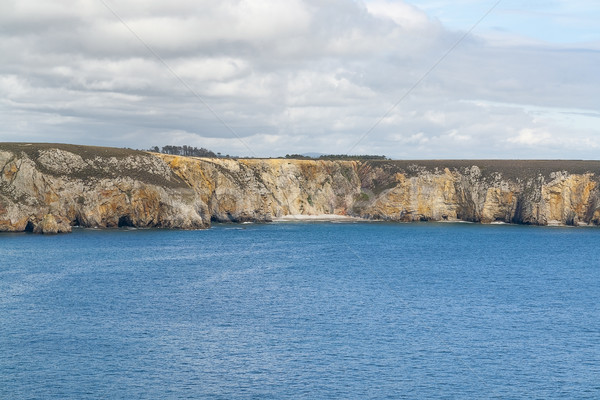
xmin=159 ymin=155 xmax=600 ymax=226
xmin=158 ymin=155 xmax=360 ymax=222
xmin=0 ymin=143 xmax=208 ymax=233
xmin=356 ymin=160 xmax=600 ymax=226
xmin=2 ymin=143 xmax=600 ymax=233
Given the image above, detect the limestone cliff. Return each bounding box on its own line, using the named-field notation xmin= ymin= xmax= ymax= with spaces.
xmin=0 ymin=143 xmax=207 ymax=233
xmin=158 ymin=155 xmax=360 ymax=222
xmin=2 ymin=143 xmax=600 ymax=233
xmin=355 ymin=160 xmax=600 ymax=226
xmin=158 ymin=155 xmax=600 ymax=226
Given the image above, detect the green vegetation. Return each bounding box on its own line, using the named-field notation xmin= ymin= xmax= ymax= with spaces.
xmin=341 ymin=166 xmax=354 ymax=182
xmin=284 ymin=154 xmax=313 ymax=160
xmin=150 ymin=145 xmax=219 ymax=158
xmin=355 ymin=192 xmax=370 ymax=202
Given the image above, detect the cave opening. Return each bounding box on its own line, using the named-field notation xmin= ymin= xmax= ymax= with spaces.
xmin=118 ymin=215 xmax=134 ymax=227
xmin=24 ymin=220 xmax=35 ymax=232
xmin=72 ymin=215 xmax=82 ymax=227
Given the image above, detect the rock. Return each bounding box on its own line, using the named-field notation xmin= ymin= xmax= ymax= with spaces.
xmin=35 ymin=214 xmax=59 ymax=234
xmin=160 ymin=156 xmax=600 ymax=227
xmin=0 ymin=144 xmax=209 ymax=233
xmin=159 ymin=155 xmax=360 ymax=222
xmin=1 ymin=143 xmax=600 ymax=232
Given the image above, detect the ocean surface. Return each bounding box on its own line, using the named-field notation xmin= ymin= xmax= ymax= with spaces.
xmin=1 ymin=222 xmax=599 ymax=399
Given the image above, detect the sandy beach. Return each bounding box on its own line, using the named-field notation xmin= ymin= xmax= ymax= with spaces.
xmin=273 ymin=214 xmax=365 ymax=222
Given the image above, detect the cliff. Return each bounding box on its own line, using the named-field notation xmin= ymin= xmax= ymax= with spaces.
xmin=354 ymin=160 xmax=600 ymax=226
xmin=158 ymin=155 xmax=360 ymax=222
xmin=159 ymin=155 xmax=600 ymax=226
xmin=0 ymin=143 xmax=207 ymax=233
xmin=2 ymin=143 xmax=600 ymax=233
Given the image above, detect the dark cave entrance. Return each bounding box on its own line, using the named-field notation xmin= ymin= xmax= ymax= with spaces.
xmin=118 ymin=215 xmax=134 ymax=227
xmin=24 ymin=220 xmax=35 ymax=232
xmin=72 ymin=216 xmax=82 ymax=227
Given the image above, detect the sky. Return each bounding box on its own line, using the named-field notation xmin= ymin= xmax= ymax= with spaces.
xmin=1 ymin=0 xmax=598 ymax=159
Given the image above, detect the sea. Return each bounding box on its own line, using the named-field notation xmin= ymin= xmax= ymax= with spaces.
xmin=1 ymin=222 xmax=599 ymax=399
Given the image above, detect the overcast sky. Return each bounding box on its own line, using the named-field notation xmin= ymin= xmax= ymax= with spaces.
xmin=1 ymin=0 xmax=599 ymax=159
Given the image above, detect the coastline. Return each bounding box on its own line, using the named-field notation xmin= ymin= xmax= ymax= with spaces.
xmin=273 ymin=214 xmax=367 ymax=222
xmin=3 ymin=143 xmax=600 ymax=233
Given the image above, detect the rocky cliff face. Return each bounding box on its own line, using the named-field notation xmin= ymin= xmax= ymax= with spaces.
xmin=158 ymin=155 xmax=360 ymax=222
xmin=0 ymin=144 xmax=207 ymax=233
xmin=2 ymin=143 xmax=600 ymax=233
xmin=355 ymin=160 xmax=600 ymax=226
xmin=159 ymin=155 xmax=600 ymax=226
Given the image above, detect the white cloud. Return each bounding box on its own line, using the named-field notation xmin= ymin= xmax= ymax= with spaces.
xmin=507 ymin=129 xmax=552 ymax=146
xmin=366 ymin=0 xmax=434 ymax=31
xmin=0 ymin=0 xmax=598 ymax=158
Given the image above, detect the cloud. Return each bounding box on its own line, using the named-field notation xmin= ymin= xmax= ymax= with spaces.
xmin=507 ymin=129 xmax=552 ymax=146
xmin=365 ymin=0 xmax=434 ymax=31
xmin=0 ymin=0 xmax=598 ymax=159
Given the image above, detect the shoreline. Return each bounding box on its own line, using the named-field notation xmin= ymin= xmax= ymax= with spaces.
xmin=272 ymin=214 xmax=367 ymax=222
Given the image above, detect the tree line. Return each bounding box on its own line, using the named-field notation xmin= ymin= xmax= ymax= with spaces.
xmin=146 ymin=146 xmax=386 ymax=160
xmin=148 ymin=145 xmax=221 ymax=158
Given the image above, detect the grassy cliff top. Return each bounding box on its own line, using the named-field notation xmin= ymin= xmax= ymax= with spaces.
xmin=0 ymin=143 xmax=187 ymax=188
xmin=361 ymin=159 xmax=600 ymax=181
xmin=0 ymin=143 xmax=146 ymax=160
xmin=2 ymin=143 xmax=599 ymax=182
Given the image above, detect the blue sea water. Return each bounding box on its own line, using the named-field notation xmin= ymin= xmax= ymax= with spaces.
xmin=1 ymin=222 xmax=599 ymax=399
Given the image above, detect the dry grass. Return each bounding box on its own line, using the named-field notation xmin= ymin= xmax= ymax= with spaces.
xmin=0 ymin=142 xmax=187 ymax=188
xmin=0 ymin=142 xmax=145 ymax=160
xmin=361 ymin=160 xmax=600 ymax=181
xmin=3 ymin=143 xmax=599 ymax=188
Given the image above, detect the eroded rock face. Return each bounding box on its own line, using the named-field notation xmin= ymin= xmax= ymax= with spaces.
xmin=356 ymin=161 xmax=600 ymax=226
xmin=0 ymin=144 xmax=208 ymax=233
xmin=541 ymin=172 xmax=596 ymax=225
xmin=2 ymin=144 xmax=600 ymax=233
xmin=159 ymin=155 xmax=600 ymax=227
xmin=159 ymin=155 xmax=361 ymax=222
xmin=33 ymin=214 xmax=71 ymax=234
xmin=358 ymin=169 xmax=459 ymax=221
